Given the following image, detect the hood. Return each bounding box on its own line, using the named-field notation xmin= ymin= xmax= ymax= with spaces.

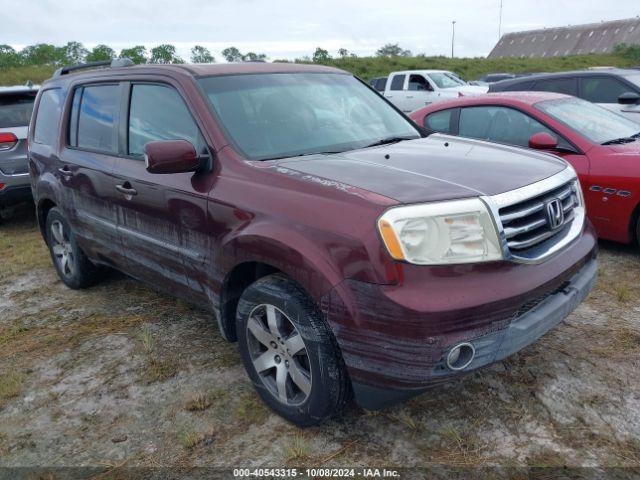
xmin=276 ymin=135 xmax=567 ymax=204
xmin=601 ymin=139 xmax=640 ymax=155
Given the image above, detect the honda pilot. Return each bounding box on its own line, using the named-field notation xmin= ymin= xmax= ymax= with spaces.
xmin=29 ymin=60 xmax=597 ymax=426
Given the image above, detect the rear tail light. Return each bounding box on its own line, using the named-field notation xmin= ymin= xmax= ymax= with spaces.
xmin=0 ymin=183 xmax=6 ymax=191
xmin=0 ymin=133 xmax=18 ymax=151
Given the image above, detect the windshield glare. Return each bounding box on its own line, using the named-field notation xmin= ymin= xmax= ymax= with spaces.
xmin=536 ymin=97 xmax=640 ymax=144
xmin=428 ymin=72 xmax=465 ymax=89
xmin=198 ymin=73 xmax=420 ymax=160
xmin=0 ymin=94 xmax=36 ymax=128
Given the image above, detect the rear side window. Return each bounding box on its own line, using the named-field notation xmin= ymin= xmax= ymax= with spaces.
xmin=459 ymin=105 xmax=571 ymax=149
xmin=374 ymin=78 xmax=387 ymax=91
xmin=128 ymin=84 xmax=202 ymax=157
xmin=70 ymin=84 xmax=120 ymax=154
xmin=532 ymin=78 xmax=577 ymax=96
xmin=424 ymin=109 xmax=454 ymax=133
xmin=390 ymin=75 xmax=405 ymax=91
xmin=34 ymin=89 xmax=63 ymax=145
xmin=0 ymin=93 xmax=36 ymax=128
xmin=580 ymin=77 xmax=633 ymax=103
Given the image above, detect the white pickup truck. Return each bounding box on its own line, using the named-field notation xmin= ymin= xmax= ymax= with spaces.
xmin=382 ymin=70 xmax=488 ymax=113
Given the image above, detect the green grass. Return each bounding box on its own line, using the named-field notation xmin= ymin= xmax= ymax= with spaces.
xmin=0 ymin=65 xmax=56 ymax=86
xmin=320 ymin=53 xmax=636 ymax=81
xmin=0 ymin=53 xmax=634 ymax=86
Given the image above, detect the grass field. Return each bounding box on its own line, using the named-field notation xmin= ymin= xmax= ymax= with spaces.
xmin=1 ymin=206 xmax=639 ymax=473
xmin=0 ymin=53 xmax=635 ymax=86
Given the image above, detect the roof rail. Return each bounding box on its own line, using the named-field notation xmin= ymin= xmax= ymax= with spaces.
xmin=53 ymin=57 xmax=135 ymax=77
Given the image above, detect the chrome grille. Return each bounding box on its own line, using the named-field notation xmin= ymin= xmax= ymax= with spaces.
xmin=498 ymin=180 xmax=580 ymax=253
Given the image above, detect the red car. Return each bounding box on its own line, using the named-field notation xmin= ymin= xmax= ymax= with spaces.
xmin=411 ymin=92 xmax=640 ymax=246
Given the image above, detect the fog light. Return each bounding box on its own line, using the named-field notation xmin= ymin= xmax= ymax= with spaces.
xmin=446 ymin=343 xmax=475 ymax=371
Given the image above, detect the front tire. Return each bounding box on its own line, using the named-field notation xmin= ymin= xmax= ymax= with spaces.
xmin=236 ymin=273 xmax=351 ymax=427
xmin=45 ymin=207 xmax=101 ymax=289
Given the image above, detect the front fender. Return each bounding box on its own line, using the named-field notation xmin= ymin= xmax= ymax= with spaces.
xmin=219 ymin=222 xmax=347 ymax=302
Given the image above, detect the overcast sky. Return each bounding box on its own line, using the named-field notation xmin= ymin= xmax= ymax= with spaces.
xmin=2 ymin=0 xmax=639 ymax=60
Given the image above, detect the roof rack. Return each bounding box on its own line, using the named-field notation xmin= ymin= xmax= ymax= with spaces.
xmin=53 ymin=57 xmax=134 ymax=77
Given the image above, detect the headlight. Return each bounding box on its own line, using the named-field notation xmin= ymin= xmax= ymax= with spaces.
xmin=377 ymin=198 xmax=503 ymax=265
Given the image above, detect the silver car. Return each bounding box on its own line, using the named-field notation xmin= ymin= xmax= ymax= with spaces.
xmin=0 ymin=83 xmax=38 ymax=211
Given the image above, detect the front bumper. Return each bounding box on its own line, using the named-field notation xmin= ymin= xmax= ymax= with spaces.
xmin=321 ymin=225 xmax=597 ymax=409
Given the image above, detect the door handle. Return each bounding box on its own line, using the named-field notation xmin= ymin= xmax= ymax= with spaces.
xmin=406 ymin=95 xmax=414 ymax=99
xmin=58 ymin=166 xmax=73 ymax=178
xmin=116 ymin=184 xmax=138 ymax=196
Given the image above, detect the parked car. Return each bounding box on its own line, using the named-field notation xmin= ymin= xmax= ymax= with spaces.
xmin=369 ymin=76 xmax=387 ymax=92
xmin=30 ymin=60 xmax=596 ymax=426
xmin=383 ymin=69 xmax=488 ymax=113
xmin=0 ymin=83 xmax=39 ymax=212
xmin=411 ymin=92 xmax=640 ymax=246
xmin=477 ymin=73 xmax=516 ymax=83
xmin=489 ymin=69 xmax=640 ymax=123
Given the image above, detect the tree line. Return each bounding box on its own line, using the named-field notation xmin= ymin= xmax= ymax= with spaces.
xmin=0 ymin=41 xmax=414 ymax=68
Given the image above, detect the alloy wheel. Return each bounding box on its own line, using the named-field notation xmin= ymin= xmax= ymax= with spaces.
xmin=245 ymin=304 xmax=312 ymax=406
xmin=50 ymin=220 xmax=75 ymax=277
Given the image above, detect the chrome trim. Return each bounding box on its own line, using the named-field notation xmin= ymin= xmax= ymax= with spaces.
xmin=481 ymin=167 xmax=584 ymax=265
xmin=446 ymin=343 xmax=476 ymax=371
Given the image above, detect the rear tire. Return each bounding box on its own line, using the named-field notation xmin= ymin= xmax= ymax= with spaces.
xmin=45 ymin=207 xmax=101 ymax=289
xmin=236 ymin=273 xmax=351 ymax=427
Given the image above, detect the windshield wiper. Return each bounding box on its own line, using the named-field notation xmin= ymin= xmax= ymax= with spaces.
xmin=363 ymin=136 xmax=416 ymax=148
xmin=261 ymin=151 xmax=345 ymax=161
xmin=601 ymin=136 xmax=637 ymax=145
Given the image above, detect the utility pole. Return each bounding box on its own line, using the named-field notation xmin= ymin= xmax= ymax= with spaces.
xmin=498 ymin=0 xmax=503 ymax=39
xmin=451 ymin=20 xmax=456 ymax=58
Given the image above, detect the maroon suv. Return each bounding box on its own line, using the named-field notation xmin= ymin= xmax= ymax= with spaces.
xmin=29 ymin=60 xmax=597 ymax=426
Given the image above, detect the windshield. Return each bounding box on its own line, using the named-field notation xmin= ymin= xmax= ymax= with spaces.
xmin=428 ymin=72 xmax=465 ymax=89
xmin=623 ymin=73 xmax=640 ymax=89
xmin=0 ymin=93 xmax=36 ymax=128
xmin=536 ymin=97 xmax=640 ymax=144
xmin=198 ymin=73 xmax=419 ymax=160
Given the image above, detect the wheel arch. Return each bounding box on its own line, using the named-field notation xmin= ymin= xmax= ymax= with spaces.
xmin=217 ymin=231 xmax=345 ymax=342
xmin=36 ymin=197 xmax=57 ymax=243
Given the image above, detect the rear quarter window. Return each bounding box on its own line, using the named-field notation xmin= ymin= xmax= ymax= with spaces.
xmin=424 ymin=109 xmax=454 ymax=133
xmin=33 ymin=89 xmax=63 ymax=145
xmin=0 ymin=93 xmax=36 ymax=128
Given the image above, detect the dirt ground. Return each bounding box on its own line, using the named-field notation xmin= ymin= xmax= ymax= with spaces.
xmin=0 ymin=205 xmax=639 ymax=477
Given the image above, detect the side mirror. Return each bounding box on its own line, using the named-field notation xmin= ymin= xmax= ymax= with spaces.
xmin=618 ymin=91 xmax=640 ymax=105
xmin=529 ymin=132 xmax=558 ymax=150
xmin=144 ymin=140 xmax=200 ymax=174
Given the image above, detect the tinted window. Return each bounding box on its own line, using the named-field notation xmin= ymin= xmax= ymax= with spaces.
xmin=424 ymin=109 xmax=453 ymax=133
xmin=580 ymin=77 xmax=633 ymax=103
xmin=459 ymin=106 xmax=569 ymax=149
xmin=408 ymin=74 xmax=431 ymax=91
xmin=75 ymin=85 xmax=119 ymax=153
xmin=532 ymin=78 xmax=577 ymax=96
xmin=375 ymin=78 xmax=387 ymax=91
xmin=0 ymin=93 xmax=36 ymax=128
xmin=34 ymin=89 xmax=63 ymax=145
xmin=390 ymin=75 xmax=405 ymax=91
xmin=128 ymin=84 xmax=201 ymax=157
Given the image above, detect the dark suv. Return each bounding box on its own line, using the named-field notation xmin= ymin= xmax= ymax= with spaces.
xmin=489 ymin=69 xmax=640 ymax=122
xmin=1 ymin=83 xmax=38 ymax=212
xmin=30 ymin=60 xmax=597 ymax=426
